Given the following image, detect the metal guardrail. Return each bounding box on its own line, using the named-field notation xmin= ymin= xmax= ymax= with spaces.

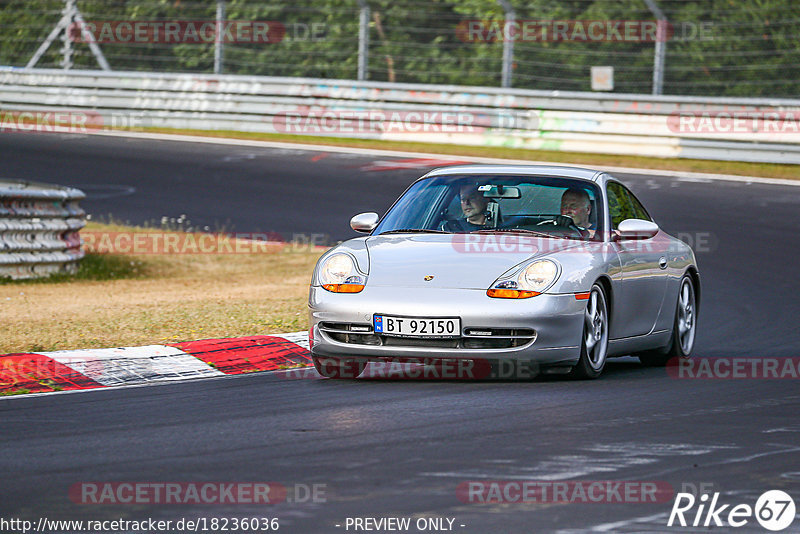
xmin=0 ymin=180 xmax=86 ymax=280
xmin=2 ymin=68 xmax=800 ymax=164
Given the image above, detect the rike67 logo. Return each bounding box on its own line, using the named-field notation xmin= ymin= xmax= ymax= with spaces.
xmin=668 ymin=490 xmax=795 ymax=531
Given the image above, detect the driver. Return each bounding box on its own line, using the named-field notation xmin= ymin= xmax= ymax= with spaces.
xmin=559 ymin=188 xmax=593 ymax=231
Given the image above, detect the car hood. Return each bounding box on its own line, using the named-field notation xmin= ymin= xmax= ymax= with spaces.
xmin=364 ymin=233 xmax=583 ymax=289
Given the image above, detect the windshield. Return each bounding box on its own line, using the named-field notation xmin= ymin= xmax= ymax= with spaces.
xmin=373 ymin=174 xmax=604 ymax=241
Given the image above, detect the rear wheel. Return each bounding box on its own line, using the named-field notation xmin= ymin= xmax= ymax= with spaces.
xmin=570 ymin=283 xmax=609 ymax=379
xmin=312 ymin=356 xmax=366 ymax=379
xmin=639 ymin=275 xmax=697 ymax=366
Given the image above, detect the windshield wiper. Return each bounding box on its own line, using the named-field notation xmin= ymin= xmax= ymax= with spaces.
xmin=473 ymin=228 xmax=570 ymax=239
xmin=380 ymin=228 xmax=448 ymax=235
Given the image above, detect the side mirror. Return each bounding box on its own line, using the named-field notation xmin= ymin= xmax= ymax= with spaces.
xmin=350 ymin=212 xmax=379 ymax=233
xmin=617 ymin=219 xmax=659 ymax=240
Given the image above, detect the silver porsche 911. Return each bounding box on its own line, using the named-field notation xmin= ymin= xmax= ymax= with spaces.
xmin=308 ymin=165 xmax=699 ymax=379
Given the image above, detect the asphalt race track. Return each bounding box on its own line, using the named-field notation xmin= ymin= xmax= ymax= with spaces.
xmin=2 ymin=132 xmax=800 ymax=533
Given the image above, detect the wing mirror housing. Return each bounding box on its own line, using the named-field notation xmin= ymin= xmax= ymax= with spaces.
xmin=350 ymin=212 xmax=379 ymax=233
xmin=617 ymin=219 xmax=659 ymax=240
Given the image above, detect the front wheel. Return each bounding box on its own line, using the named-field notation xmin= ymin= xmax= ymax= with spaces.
xmin=639 ymin=275 xmax=697 ymax=366
xmin=312 ymin=356 xmax=366 ymax=379
xmin=570 ymin=283 xmax=609 ymax=379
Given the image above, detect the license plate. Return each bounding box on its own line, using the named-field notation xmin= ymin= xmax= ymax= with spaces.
xmin=373 ymin=315 xmax=460 ymax=337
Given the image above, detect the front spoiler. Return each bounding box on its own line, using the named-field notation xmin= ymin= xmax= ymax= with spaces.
xmin=308 ymin=285 xmax=586 ymax=367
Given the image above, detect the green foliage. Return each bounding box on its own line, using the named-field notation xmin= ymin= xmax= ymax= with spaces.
xmin=1 ymin=1 xmax=798 ymax=96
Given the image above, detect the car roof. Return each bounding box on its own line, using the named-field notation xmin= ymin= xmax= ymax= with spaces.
xmin=423 ymin=164 xmax=604 ymax=183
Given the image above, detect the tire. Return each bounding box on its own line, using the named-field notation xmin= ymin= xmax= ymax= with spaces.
xmin=569 ymin=283 xmax=610 ymax=379
xmin=639 ymin=275 xmax=697 ymax=367
xmin=312 ymin=356 xmax=366 ymax=379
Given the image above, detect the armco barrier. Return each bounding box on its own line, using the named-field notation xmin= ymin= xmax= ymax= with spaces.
xmin=1 ymin=68 xmax=800 ymax=163
xmin=0 ymin=180 xmax=86 ymax=280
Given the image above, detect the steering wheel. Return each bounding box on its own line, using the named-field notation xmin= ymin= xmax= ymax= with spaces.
xmin=536 ymin=215 xmax=588 ymax=237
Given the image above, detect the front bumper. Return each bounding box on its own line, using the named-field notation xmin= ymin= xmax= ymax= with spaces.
xmin=308 ymin=285 xmax=585 ymax=367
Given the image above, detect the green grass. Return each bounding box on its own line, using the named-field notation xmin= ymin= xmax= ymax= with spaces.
xmin=0 ymin=222 xmax=323 ymax=353
xmin=0 ymin=253 xmax=149 ymax=285
xmin=0 ymin=388 xmax=32 ymax=396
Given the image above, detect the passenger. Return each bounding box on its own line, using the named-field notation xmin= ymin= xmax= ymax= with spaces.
xmin=443 ymin=185 xmax=491 ymax=231
xmin=460 ymin=185 xmax=489 ymax=226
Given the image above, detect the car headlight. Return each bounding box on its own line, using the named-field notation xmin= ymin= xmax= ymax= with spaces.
xmin=487 ymin=259 xmax=559 ymax=299
xmin=318 ymin=253 xmax=366 ymax=293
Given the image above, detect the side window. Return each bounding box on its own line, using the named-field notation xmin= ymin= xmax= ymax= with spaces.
xmin=606 ymin=182 xmax=635 ymax=229
xmin=443 ymin=189 xmax=462 ymax=219
xmin=622 ymin=186 xmax=652 ymax=222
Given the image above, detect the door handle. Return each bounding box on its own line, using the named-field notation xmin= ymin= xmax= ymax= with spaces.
xmin=659 ymin=256 xmax=668 ymax=269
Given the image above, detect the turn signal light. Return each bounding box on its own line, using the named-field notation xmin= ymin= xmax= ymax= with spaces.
xmin=323 ymin=284 xmax=365 ymax=293
xmin=487 ymin=289 xmax=540 ymax=299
